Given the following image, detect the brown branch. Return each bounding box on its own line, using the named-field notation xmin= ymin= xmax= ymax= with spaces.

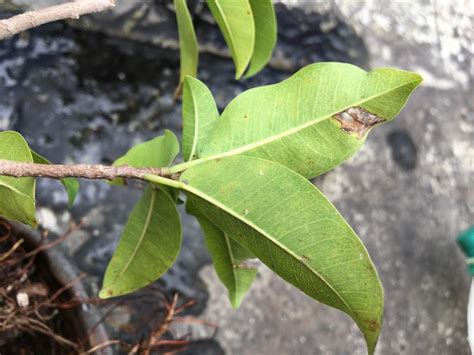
xmin=0 ymin=159 xmax=173 ymax=181
xmin=86 ymin=340 xmax=125 ymax=354
xmin=0 ymin=0 xmax=116 ymax=40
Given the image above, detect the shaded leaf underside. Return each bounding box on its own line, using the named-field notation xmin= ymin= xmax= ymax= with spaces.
xmin=0 ymin=131 xmax=37 ymax=227
xmin=100 ymin=187 xmax=182 ymax=298
xmin=187 ymin=199 xmax=257 ymax=308
xmin=245 ymin=0 xmax=277 ymax=78
xmin=206 ymin=0 xmax=255 ymax=79
xmin=182 ymin=76 xmax=220 ymax=161
xmin=201 ymin=63 xmax=422 ymax=179
xmin=174 ymin=0 xmax=198 ymax=86
xmin=180 ymin=156 xmax=383 ymax=353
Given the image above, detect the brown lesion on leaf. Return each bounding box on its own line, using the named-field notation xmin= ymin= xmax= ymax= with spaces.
xmin=365 ymin=318 xmax=380 ymax=332
xmin=300 ymin=255 xmax=312 ymax=262
xmin=333 ymin=106 xmax=385 ymax=138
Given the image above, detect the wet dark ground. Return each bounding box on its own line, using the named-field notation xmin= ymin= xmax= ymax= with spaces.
xmin=0 ymin=1 xmax=473 ymax=354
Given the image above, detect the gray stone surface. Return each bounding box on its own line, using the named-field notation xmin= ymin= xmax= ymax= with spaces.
xmin=0 ymin=0 xmax=473 ymax=354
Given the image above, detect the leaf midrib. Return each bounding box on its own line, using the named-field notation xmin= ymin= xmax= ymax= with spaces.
xmin=202 ymin=80 xmax=417 ymax=161
xmin=172 ymin=78 xmax=420 ymax=174
xmin=114 ymin=189 xmax=157 ymax=282
xmin=213 ymin=0 xmax=239 ymax=68
xmin=183 ymin=184 xmax=356 ymax=323
xmin=223 ymin=232 xmax=238 ymax=297
xmin=188 ymin=81 xmax=200 ymax=160
xmin=0 ymin=180 xmax=34 ymax=200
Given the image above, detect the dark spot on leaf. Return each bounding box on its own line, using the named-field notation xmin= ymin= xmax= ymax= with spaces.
xmin=366 ymin=319 xmax=380 ymax=332
xmin=387 ymin=130 xmax=417 ymax=171
xmin=300 ymin=255 xmax=311 ymax=262
xmin=333 ymin=106 xmax=385 ymax=138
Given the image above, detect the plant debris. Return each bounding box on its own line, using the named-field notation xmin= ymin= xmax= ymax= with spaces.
xmin=0 ymin=219 xmax=216 ymax=354
xmin=0 ymin=219 xmax=83 ymax=352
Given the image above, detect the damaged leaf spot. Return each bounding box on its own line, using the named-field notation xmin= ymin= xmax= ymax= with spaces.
xmin=366 ymin=318 xmax=380 ymax=332
xmin=300 ymin=255 xmax=312 ymax=262
xmin=333 ymin=106 xmax=385 ymax=138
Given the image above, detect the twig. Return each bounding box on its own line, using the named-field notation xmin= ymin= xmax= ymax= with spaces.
xmin=0 ymin=219 xmax=12 ymax=242
xmin=143 ymin=294 xmax=179 ymax=355
xmin=41 ymin=274 xmax=86 ymax=307
xmin=5 ymin=221 xmax=81 ymax=267
xmin=16 ymin=316 xmax=79 ymax=349
xmin=0 ymin=160 xmax=173 ymax=181
xmin=0 ymin=0 xmax=116 ymax=40
xmin=86 ymin=339 xmax=125 ymax=354
xmin=0 ymin=238 xmax=23 ymax=262
xmin=85 ymin=298 xmax=125 ymax=338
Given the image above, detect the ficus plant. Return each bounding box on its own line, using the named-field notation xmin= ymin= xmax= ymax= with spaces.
xmin=0 ymin=0 xmax=423 ymax=353
xmin=0 ymin=62 xmax=422 ymax=353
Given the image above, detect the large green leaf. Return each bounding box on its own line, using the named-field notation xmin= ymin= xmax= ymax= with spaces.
xmin=180 ymin=156 xmax=383 ymax=354
xmin=199 ymin=63 xmax=422 ymax=179
xmin=31 ymin=150 xmax=79 ymax=208
xmin=174 ymin=0 xmax=198 ymax=90
xmin=0 ymin=131 xmax=37 ymax=227
xmin=206 ymin=0 xmax=255 ymax=79
xmin=111 ymin=130 xmax=179 ymax=185
xmin=100 ymin=187 xmax=182 ymax=298
xmin=182 ymin=76 xmax=220 ymax=161
xmin=187 ymin=200 xmax=256 ymax=308
xmin=244 ymin=0 xmax=277 ymax=78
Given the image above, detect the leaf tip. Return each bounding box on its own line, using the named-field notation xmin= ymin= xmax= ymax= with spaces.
xmin=234 ymin=71 xmax=244 ymax=80
xmin=30 ymin=218 xmax=38 ymax=229
xmin=416 ymin=74 xmax=424 ymax=86
xmin=98 ymin=288 xmax=114 ymax=299
xmin=362 ymin=317 xmax=382 ymax=355
xmin=230 ymin=295 xmax=243 ymax=309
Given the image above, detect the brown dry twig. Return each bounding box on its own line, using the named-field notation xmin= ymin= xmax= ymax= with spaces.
xmin=0 ymin=0 xmax=116 ymax=40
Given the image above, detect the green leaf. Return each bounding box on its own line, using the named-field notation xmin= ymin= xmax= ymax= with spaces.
xmin=59 ymin=178 xmax=79 ymax=208
xmin=182 ymin=76 xmax=220 ymax=161
xmin=174 ymin=0 xmax=198 ymax=90
xmin=111 ymin=130 xmax=179 ymax=185
xmin=30 ymin=150 xmax=79 ymax=208
xmin=200 ymin=63 xmax=422 ymax=179
xmin=181 ymin=156 xmax=383 ymax=354
xmin=244 ymin=0 xmax=277 ymax=78
xmin=187 ymin=199 xmax=256 ymax=308
xmin=206 ymin=0 xmax=255 ymax=79
xmin=100 ymin=187 xmax=182 ymax=298
xmin=0 ymin=131 xmax=37 ymax=227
